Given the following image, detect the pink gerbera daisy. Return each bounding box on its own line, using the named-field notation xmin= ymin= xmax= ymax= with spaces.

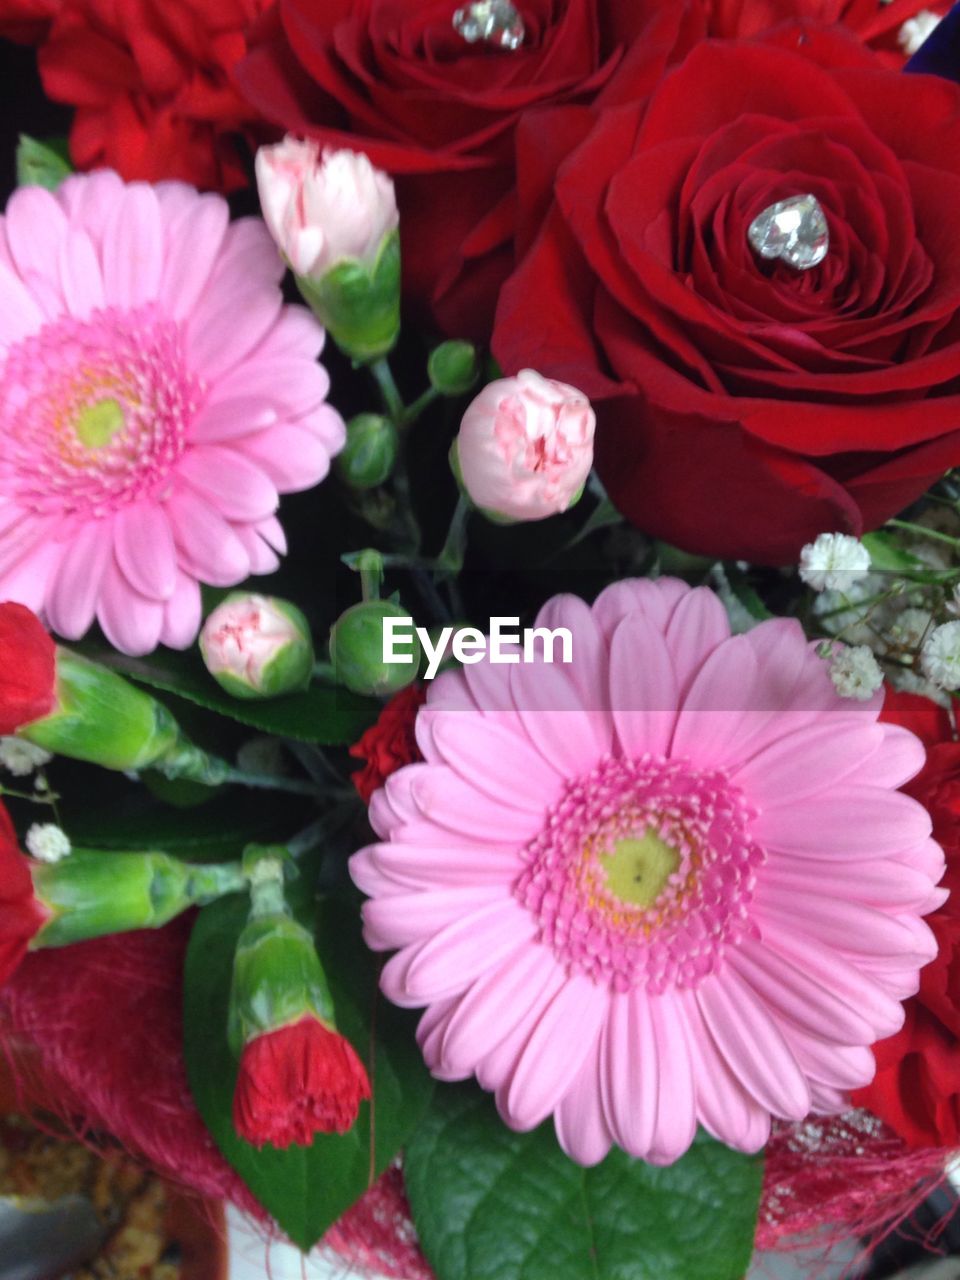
xmin=351 ymin=580 xmax=946 ymax=1165
xmin=0 ymin=172 xmax=345 ymax=655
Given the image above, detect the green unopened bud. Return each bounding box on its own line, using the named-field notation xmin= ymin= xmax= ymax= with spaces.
xmin=228 ymin=909 xmax=334 ymax=1055
xmin=30 ymin=850 xmax=246 ymax=949
xmin=330 ymin=600 xmax=421 ymax=697
xmin=336 ymin=414 xmax=398 ymax=490
xmin=199 ymin=594 xmax=314 ymax=701
xmin=296 ymin=229 xmax=401 ymax=364
xmin=20 ymin=650 xmax=181 ymax=771
xmin=428 ymin=341 xmax=479 ymax=396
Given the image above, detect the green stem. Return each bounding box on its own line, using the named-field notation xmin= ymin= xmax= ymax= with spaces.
xmin=436 ymin=494 xmax=471 ymax=574
xmin=312 ymin=660 xmax=337 ymax=682
xmin=219 ymin=766 xmax=319 ymax=797
xmin=886 ymin=518 xmax=960 ymax=550
xmin=401 ymin=385 xmax=441 ymax=428
xmin=370 ymin=357 xmax=405 ymax=424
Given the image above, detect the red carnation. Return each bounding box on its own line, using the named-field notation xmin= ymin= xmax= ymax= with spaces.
xmin=493 ymin=28 xmax=960 ymax=563
xmin=0 ymin=603 xmax=56 ymax=736
xmin=233 ymin=1015 xmax=371 ymax=1149
xmin=38 ymin=0 xmax=273 ymax=192
xmin=0 ymin=0 xmax=59 ymax=43
xmin=350 ymin=684 xmax=426 ymax=805
xmin=0 ymin=800 xmax=51 ymax=990
xmin=853 ymin=688 xmax=960 ymax=1147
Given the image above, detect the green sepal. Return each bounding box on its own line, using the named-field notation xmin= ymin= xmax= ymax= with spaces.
xmin=296 ymin=229 xmax=401 ymax=363
xmin=21 ymin=649 xmax=181 ymax=771
xmin=31 ymin=850 xmax=246 ymax=948
xmin=16 ymin=135 xmax=73 ymax=191
xmin=228 ymin=912 xmax=336 ymax=1056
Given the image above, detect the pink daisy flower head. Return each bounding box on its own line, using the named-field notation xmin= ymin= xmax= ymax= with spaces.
xmin=0 ymin=173 xmax=345 ymax=655
xmin=350 ymin=580 xmax=946 ymax=1166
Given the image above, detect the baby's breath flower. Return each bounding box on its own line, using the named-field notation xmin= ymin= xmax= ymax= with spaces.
xmin=922 ymin=621 xmax=960 ymax=690
xmin=0 ymin=737 xmax=52 ymax=777
xmin=826 ymin=644 xmax=884 ymax=701
xmin=25 ymin=823 xmax=71 ymax=863
xmin=799 ymin=533 xmax=872 ymax=593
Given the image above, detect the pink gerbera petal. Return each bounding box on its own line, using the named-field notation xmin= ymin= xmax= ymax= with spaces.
xmin=0 ymin=171 xmax=343 ymax=654
xmin=349 ymin=579 xmax=945 ymax=1166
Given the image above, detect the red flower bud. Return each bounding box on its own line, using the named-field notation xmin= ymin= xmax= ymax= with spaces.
xmin=0 ymin=800 xmax=51 ymax=987
xmin=0 ymin=603 xmax=56 ymax=734
xmin=232 ymin=1015 xmax=371 ymax=1149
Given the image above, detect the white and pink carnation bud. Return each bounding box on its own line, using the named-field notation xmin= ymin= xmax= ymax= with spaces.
xmin=200 ymin=594 xmax=314 ymax=701
xmin=255 ymin=138 xmax=399 ymax=279
xmin=455 ymin=369 xmax=595 ymax=522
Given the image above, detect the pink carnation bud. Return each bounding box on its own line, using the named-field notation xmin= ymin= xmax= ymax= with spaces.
xmin=199 ymin=594 xmax=314 ymax=700
xmin=455 ymin=369 xmax=596 ymax=522
xmin=255 ymin=137 xmax=399 ymax=279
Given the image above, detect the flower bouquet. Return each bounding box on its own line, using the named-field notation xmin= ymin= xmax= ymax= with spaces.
xmin=4 ymin=3 xmax=960 ymax=1277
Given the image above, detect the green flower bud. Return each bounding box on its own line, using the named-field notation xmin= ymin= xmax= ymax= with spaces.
xmin=336 ymin=413 xmax=399 ymax=490
xmin=199 ymin=594 xmax=314 ymax=701
xmin=296 ymin=229 xmax=401 ymax=364
xmin=31 ymin=850 xmax=246 ymax=949
xmin=329 ymin=601 xmax=421 ymax=697
xmin=20 ymin=650 xmax=181 ymax=771
xmin=428 ymin=341 xmax=479 ymax=396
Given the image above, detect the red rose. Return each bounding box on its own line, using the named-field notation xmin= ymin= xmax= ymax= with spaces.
xmin=0 ymin=800 xmax=51 ymax=989
xmin=232 ymin=1014 xmax=371 ymax=1148
xmin=0 ymin=602 xmax=56 ymax=735
xmin=492 ymin=29 xmax=960 ymax=563
xmin=38 ymin=0 xmax=273 ymax=192
xmin=612 ymin=0 xmax=949 ymax=92
xmin=235 ymin=0 xmax=651 ymax=337
xmin=853 ymin=689 xmax=960 ymax=1146
xmin=350 ymin=684 xmax=426 ymax=804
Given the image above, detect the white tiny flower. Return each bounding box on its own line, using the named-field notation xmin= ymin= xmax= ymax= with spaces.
xmin=888 ymin=607 xmax=934 ymax=653
xmin=827 ymin=644 xmax=884 ymax=701
xmin=899 ymin=10 xmax=941 ymax=56
xmin=888 ymin=666 xmax=952 ymax=708
xmin=25 ymin=823 xmax=71 ymax=863
xmin=799 ymin=533 xmax=872 ymax=593
xmin=922 ymin=621 xmax=960 ymax=690
xmin=813 ymin=571 xmax=885 ymax=647
xmin=0 ymin=737 xmax=52 ymax=778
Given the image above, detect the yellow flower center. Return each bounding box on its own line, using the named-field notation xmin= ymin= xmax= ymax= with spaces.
xmin=598 ymin=830 xmax=680 ymax=909
xmin=75 ymin=397 xmax=126 ymax=450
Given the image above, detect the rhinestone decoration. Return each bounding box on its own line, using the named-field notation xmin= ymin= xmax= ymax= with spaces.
xmin=747 ymin=194 xmax=829 ymax=272
xmin=453 ymin=0 xmax=526 ymax=49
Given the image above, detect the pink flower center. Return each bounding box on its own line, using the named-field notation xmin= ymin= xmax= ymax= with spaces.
xmin=0 ymin=305 xmax=204 ymax=518
xmin=514 ymin=756 xmax=765 ymax=994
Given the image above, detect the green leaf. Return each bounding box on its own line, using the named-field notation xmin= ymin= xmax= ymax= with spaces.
xmin=17 ymin=135 xmax=73 ymax=191
xmin=183 ymin=894 xmax=433 ymax=1251
xmin=405 ymin=1085 xmax=763 ymax=1280
xmin=79 ymin=642 xmax=378 ymax=745
xmin=60 ymin=789 xmax=286 ymax=861
xmin=862 ymin=531 xmax=924 ymax=573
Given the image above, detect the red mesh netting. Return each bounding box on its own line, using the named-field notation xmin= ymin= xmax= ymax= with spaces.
xmin=0 ymin=922 xmax=954 ymax=1279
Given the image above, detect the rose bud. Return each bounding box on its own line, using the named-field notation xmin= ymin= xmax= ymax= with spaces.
xmin=0 ymin=800 xmax=52 ymax=989
xmin=255 ymin=138 xmax=400 ymax=362
xmin=330 ymin=601 xmax=422 ymax=697
xmin=349 ymin=683 xmax=425 ymax=804
xmin=199 ymin=594 xmax=314 ymax=701
xmin=453 ymin=369 xmax=595 ymax=522
xmin=335 ymin=413 xmax=399 ymax=491
xmin=229 ymin=851 xmax=370 ymax=1148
